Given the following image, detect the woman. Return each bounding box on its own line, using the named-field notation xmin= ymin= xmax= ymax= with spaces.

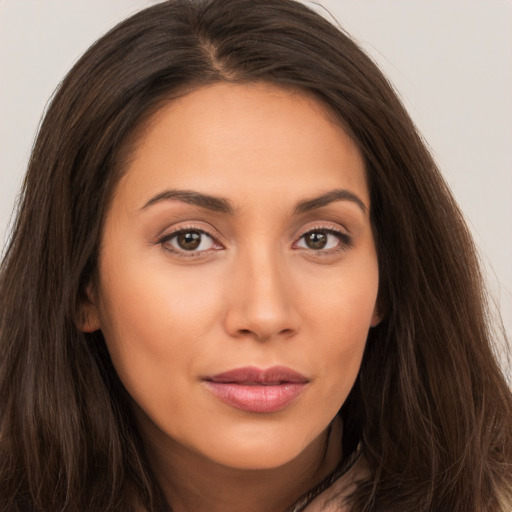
xmin=0 ymin=0 xmax=510 ymax=511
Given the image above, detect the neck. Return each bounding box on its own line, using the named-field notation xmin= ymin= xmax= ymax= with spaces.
xmin=139 ymin=415 xmax=343 ymax=512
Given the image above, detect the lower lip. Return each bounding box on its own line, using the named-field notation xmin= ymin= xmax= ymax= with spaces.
xmin=204 ymin=382 xmax=307 ymax=413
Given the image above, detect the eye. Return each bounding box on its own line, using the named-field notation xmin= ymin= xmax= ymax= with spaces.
xmin=294 ymin=229 xmax=351 ymax=251
xmin=160 ymin=229 xmax=221 ymax=254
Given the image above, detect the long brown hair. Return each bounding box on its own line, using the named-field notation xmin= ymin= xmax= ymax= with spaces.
xmin=0 ymin=1 xmax=510 ymax=511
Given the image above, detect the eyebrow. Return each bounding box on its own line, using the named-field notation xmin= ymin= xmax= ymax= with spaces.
xmin=141 ymin=190 xmax=234 ymax=214
xmin=140 ymin=188 xmax=367 ymax=215
xmin=293 ymin=189 xmax=367 ymax=215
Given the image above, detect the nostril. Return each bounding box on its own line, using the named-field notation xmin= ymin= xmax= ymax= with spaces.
xmin=235 ymin=327 xmax=296 ymax=341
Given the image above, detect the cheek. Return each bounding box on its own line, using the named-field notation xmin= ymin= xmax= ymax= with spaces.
xmin=317 ymin=326 xmax=366 ymax=401
xmin=95 ymin=254 xmax=225 ymax=405
xmin=100 ymin=251 xmax=223 ymax=340
xmin=301 ymin=256 xmax=378 ymax=391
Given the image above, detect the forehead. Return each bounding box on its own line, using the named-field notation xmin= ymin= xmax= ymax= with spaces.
xmin=116 ymin=82 xmax=368 ymax=210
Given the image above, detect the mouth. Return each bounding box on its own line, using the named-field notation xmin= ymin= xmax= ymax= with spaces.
xmin=203 ymin=366 xmax=309 ymax=413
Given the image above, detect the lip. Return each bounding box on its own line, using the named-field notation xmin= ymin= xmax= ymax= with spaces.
xmin=203 ymin=366 xmax=309 ymax=413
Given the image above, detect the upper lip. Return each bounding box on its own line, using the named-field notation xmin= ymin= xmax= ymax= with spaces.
xmin=205 ymin=366 xmax=309 ymax=385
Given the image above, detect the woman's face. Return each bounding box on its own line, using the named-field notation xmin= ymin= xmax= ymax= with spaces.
xmin=83 ymin=82 xmax=379 ymax=470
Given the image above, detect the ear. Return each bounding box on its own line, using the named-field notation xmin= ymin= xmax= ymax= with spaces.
xmin=370 ymin=305 xmax=383 ymax=328
xmin=77 ymin=284 xmax=101 ymax=333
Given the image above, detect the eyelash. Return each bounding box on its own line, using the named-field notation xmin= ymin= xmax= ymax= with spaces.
xmin=156 ymin=225 xmax=352 ymax=258
xmin=294 ymin=226 xmax=353 ymax=254
xmin=157 ymin=225 xmax=221 ymax=258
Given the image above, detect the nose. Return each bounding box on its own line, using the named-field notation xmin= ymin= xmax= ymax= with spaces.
xmin=223 ymin=248 xmax=300 ymax=342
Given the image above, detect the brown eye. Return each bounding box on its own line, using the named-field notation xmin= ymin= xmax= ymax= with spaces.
xmin=295 ymin=229 xmax=351 ymax=252
xmin=176 ymin=231 xmax=202 ymax=250
xmin=304 ymin=231 xmax=328 ymax=249
xmin=163 ymin=229 xmax=218 ymax=253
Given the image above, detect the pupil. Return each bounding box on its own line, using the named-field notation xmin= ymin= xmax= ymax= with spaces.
xmin=178 ymin=231 xmax=201 ymax=250
xmin=306 ymin=232 xmax=327 ymax=249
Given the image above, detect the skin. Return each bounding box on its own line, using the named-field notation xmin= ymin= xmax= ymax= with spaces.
xmin=81 ymin=82 xmax=380 ymax=512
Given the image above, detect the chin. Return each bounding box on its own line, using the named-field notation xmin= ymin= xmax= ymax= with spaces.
xmin=208 ymin=446 xmax=305 ymax=471
xmin=196 ymin=424 xmax=325 ymax=471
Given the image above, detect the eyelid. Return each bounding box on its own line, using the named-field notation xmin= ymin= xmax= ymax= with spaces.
xmin=153 ymin=221 xmax=353 ymax=257
xmin=155 ymin=223 xmax=225 ymax=257
xmin=293 ymin=223 xmax=353 ymax=252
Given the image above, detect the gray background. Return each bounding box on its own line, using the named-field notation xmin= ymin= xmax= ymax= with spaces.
xmin=1 ymin=0 xmax=511 ymax=344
